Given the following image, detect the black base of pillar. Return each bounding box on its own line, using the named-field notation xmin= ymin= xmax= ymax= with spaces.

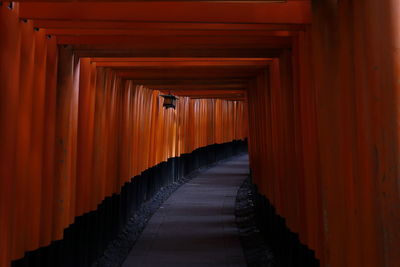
xmin=12 ymin=140 xmax=247 ymax=267
xmin=238 ymin=176 xmax=320 ymax=267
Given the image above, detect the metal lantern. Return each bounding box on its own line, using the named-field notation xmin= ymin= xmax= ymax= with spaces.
xmin=160 ymin=94 xmax=178 ymax=109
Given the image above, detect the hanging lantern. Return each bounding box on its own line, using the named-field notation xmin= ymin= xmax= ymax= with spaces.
xmin=160 ymin=94 xmax=178 ymax=109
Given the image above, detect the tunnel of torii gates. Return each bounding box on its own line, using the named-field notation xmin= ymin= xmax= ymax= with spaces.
xmin=0 ymin=1 xmax=400 ymax=267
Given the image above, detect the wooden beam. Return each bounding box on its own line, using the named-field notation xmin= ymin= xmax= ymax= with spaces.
xmin=45 ymin=29 xmax=298 ymax=38
xmin=93 ymin=60 xmax=270 ymax=68
xmin=20 ymin=2 xmax=311 ymax=24
xmin=115 ymin=68 xmax=262 ymax=79
xmin=158 ymin=89 xmax=244 ymax=94
xmin=129 ymin=79 xmax=249 ymax=85
xmin=56 ymin=35 xmax=292 ymax=49
xmin=33 ymin=20 xmax=306 ymax=31
xmin=90 ymin=57 xmax=271 ymax=62
xmin=149 ymin=85 xmax=247 ymax=90
xmin=73 ymin=48 xmax=284 ymax=58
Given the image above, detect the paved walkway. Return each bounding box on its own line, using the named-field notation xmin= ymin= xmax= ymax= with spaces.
xmin=122 ymin=154 xmax=249 ymax=267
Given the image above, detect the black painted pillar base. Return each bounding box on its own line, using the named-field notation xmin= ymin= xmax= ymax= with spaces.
xmin=12 ymin=139 xmax=248 ymax=267
xmin=250 ymin=175 xmax=320 ymax=267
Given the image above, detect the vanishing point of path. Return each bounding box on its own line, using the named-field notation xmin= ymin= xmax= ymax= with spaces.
xmin=122 ymin=154 xmax=249 ymax=267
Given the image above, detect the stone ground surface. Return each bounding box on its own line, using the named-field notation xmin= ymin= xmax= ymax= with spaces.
xmin=122 ymin=154 xmax=249 ymax=267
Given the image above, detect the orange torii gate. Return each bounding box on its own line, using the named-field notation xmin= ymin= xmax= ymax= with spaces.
xmin=1 ymin=1 xmax=400 ymax=267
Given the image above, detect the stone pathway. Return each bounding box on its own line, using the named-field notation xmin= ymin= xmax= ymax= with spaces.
xmin=122 ymin=154 xmax=249 ymax=267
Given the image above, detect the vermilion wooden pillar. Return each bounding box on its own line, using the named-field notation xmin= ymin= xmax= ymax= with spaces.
xmin=76 ymin=58 xmax=96 ymax=217
xmin=53 ymin=46 xmax=80 ymax=241
xmin=312 ymin=0 xmax=400 ymax=266
xmin=0 ymin=5 xmax=21 ymax=267
xmin=40 ymin=34 xmax=58 ymax=248
xmin=27 ymin=29 xmax=48 ymax=252
xmin=292 ymin=28 xmax=324 ymax=261
xmin=11 ymin=15 xmax=35 ymax=262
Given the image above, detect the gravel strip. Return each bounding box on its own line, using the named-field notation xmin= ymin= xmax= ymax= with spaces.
xmin=235 ymin=177 xmax=275 ymax=267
